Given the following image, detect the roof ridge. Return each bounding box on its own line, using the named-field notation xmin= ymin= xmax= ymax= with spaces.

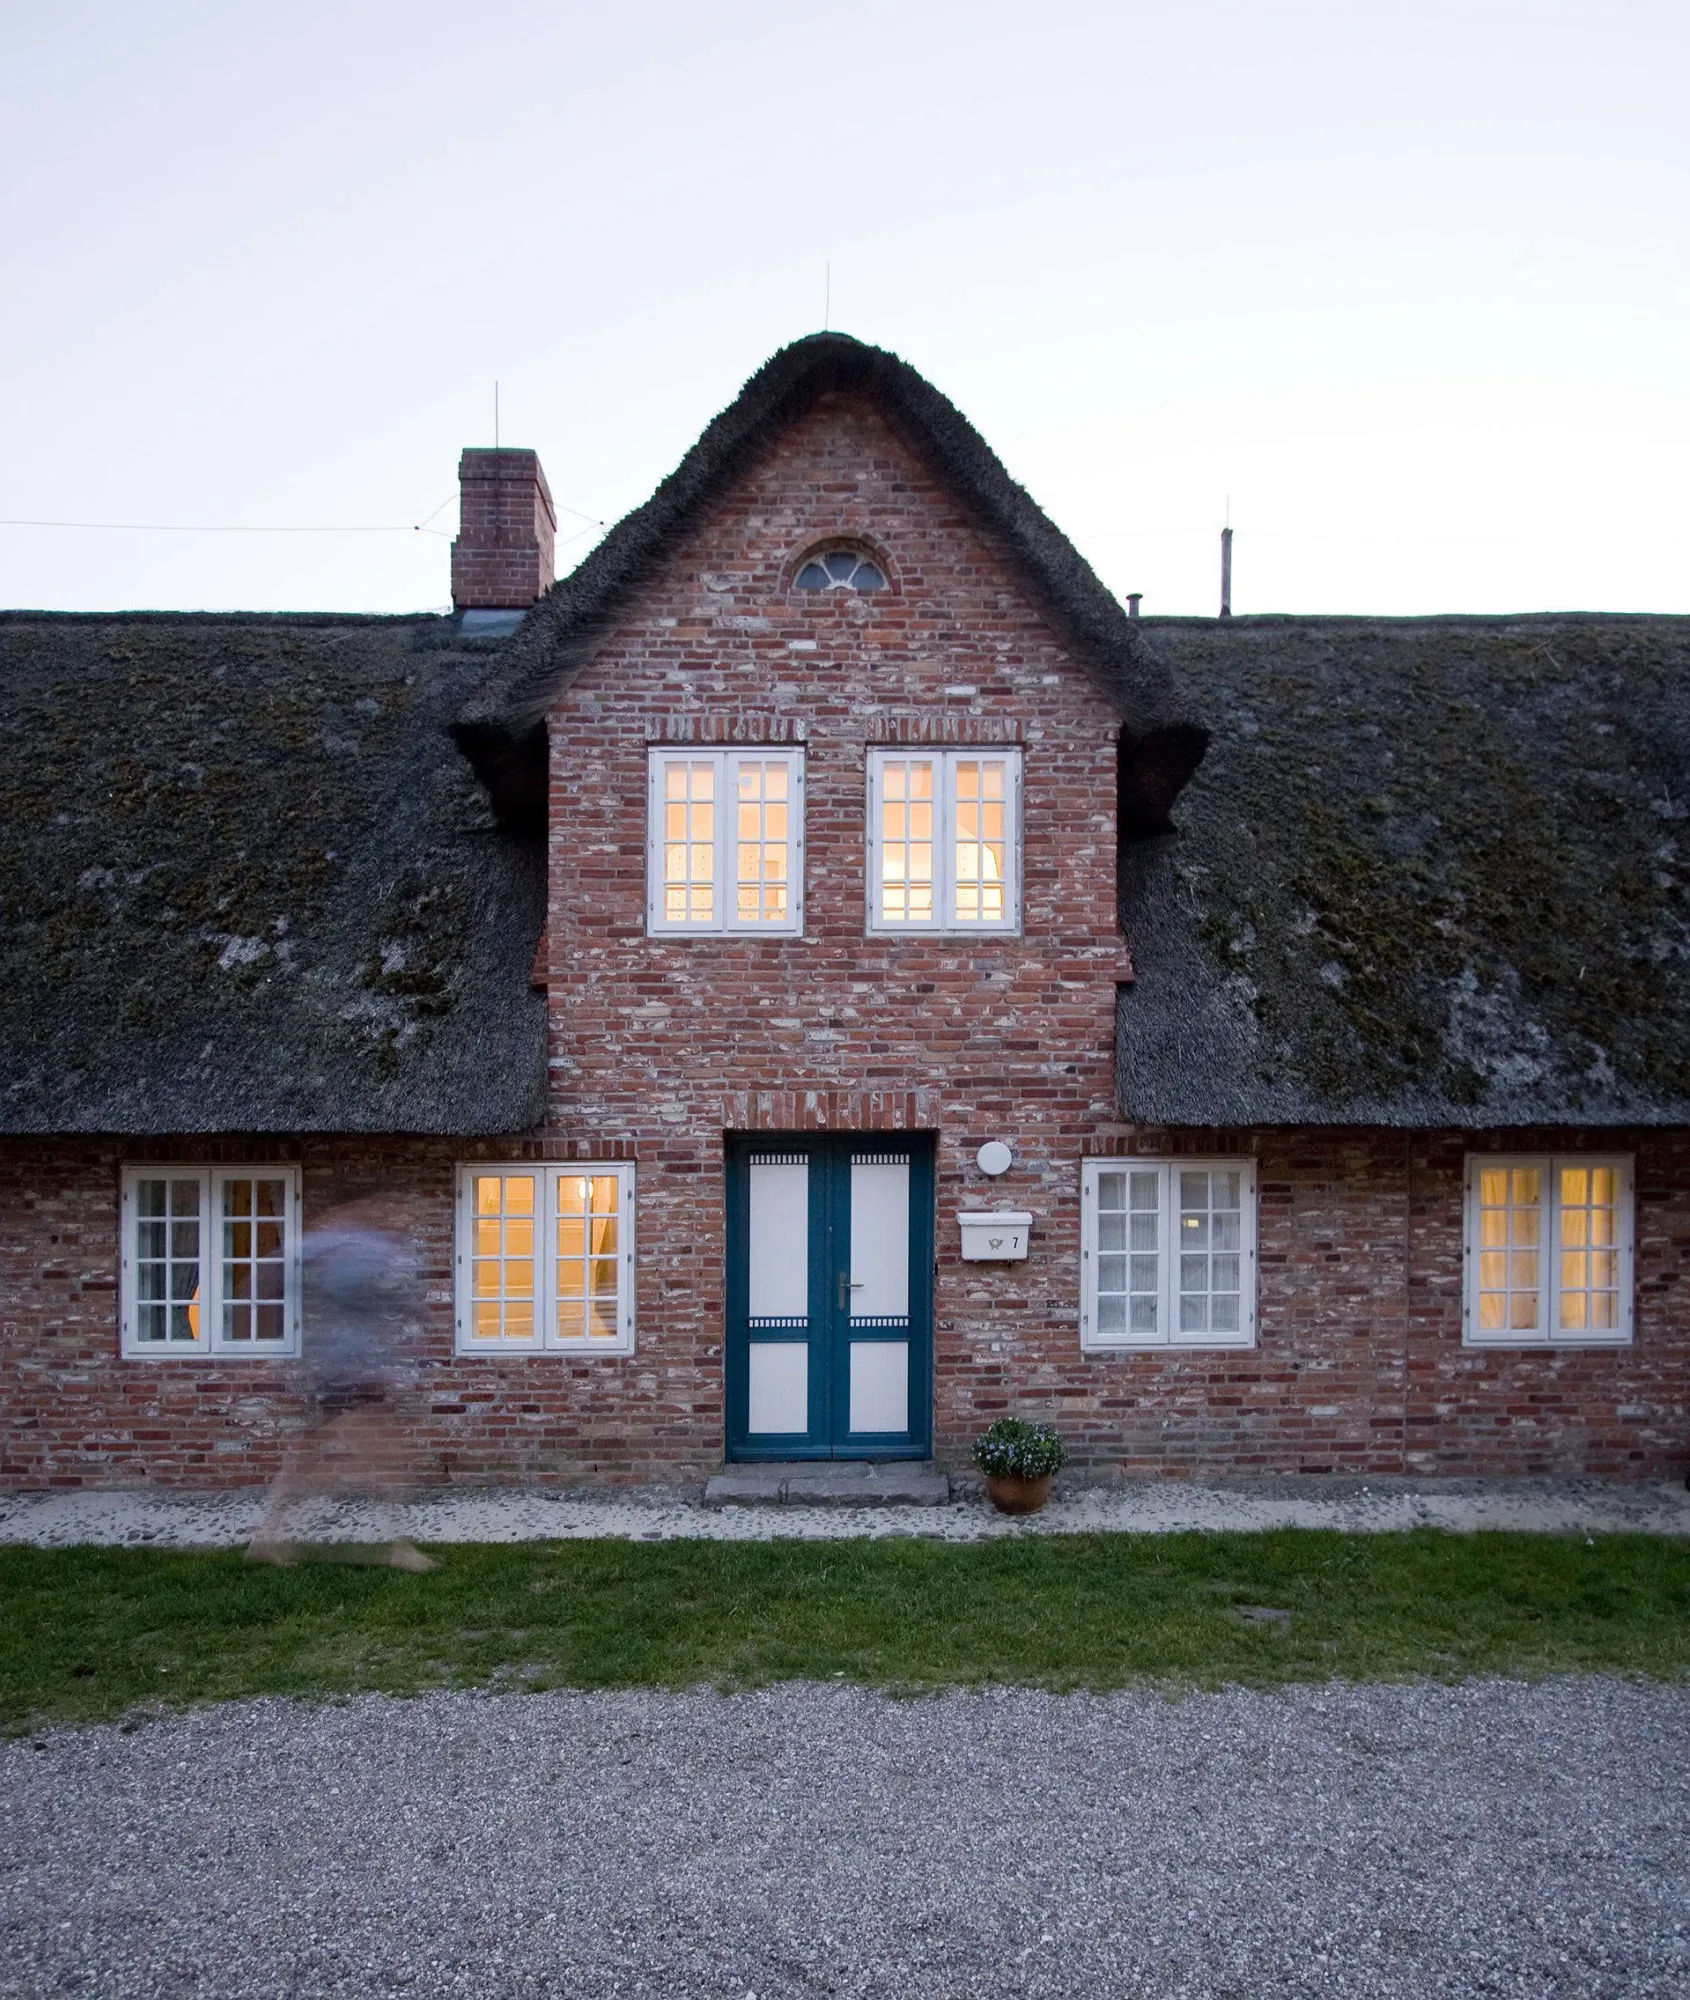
xmin=452 ymin=335 xmax=1201 ymax=820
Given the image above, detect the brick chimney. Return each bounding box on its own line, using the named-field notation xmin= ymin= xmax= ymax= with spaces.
xmin=450 ymin=448 xmax=557 ymax=610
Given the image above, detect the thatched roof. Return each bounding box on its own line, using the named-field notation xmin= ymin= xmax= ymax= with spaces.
xmin=454 ymin=333 xmax=1208 ymax=833
xmin=0 ymin=613 xmax=545 ymax=1135
xmin=1118 ymin=614 xmax=1690 ymax=1127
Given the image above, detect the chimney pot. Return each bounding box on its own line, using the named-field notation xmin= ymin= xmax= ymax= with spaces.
xmin=451 ymin=448 xmax=557 ymax=611
xmin=1127 ymin=593 xmax=1142 ymax=619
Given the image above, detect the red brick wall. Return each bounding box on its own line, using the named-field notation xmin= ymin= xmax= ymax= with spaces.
xmin=2 ymin=1127 xmax=1686 ymax=1487
xmin=1068 ymin=1128 xmax=1690 ymax=1478
xmin=4 ymin=394 xmax=1686 ymax=1489
xmin=539 ymin=389 xmax=1131 ymax=1476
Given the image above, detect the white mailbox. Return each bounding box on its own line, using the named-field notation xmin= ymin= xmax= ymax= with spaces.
xmin=958 ymin=1210 xmax=1032 ymax=1261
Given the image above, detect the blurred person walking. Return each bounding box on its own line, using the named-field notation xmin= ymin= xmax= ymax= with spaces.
xmin=247 ymin=1194 xmax=435 ymax=1570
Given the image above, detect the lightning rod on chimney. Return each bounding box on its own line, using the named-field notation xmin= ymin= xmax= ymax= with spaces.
xmin=1220 ymin=497 xmax=1233 ymax=620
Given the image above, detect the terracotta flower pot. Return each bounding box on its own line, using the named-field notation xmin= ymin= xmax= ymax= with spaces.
xmin=985 ymin=1472 xmax=1053 ymax=1515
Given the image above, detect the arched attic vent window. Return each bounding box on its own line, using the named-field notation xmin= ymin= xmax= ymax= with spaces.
xmin=794 ymin=548 xmax=887 ymax=592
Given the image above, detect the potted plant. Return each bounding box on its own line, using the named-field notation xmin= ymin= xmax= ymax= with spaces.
xmin=972 ymin=1417 xmax=1067 ymax=1514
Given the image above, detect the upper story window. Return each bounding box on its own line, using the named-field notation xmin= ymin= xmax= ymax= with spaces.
xmin=120 ymin=1165 xmax=302 ymax=1359
xmin=867 ymin=748 xmax=1021 ymax=934
xmin=794 ymin=548 xmax=886 ymax=593
xmin=647 ymin=747 xmax=805 ymax=935
xmin=1463 ymin=1155 xmax=1634 ymax=1347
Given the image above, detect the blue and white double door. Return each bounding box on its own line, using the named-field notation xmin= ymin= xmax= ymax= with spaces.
xmin=724 ymin=1133 xmax=934 ymax=1461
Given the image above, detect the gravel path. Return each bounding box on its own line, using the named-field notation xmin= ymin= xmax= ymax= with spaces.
xmin=4 ymin=1679 xmax=1687 ymax=1998
xmin=5 ymin=1476 xmax=1690 ymax=1549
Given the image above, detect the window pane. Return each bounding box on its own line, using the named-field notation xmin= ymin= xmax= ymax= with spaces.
xmin=1474 ymin=1162 xmax=1542 ymax=1337
xmin=219 ymin=1176 xmax=288 ymax=1344
xmin=1093 ymin=1165 xmax=1157 ymax=1338
xmin=468 ymin=1173 xmax=542 ymax=1340
xmin=732 ymin=759 xmax=792 ymax=925
xmin=1175 ymin=1169 xmax=1246 ymax=1341
xmin=879 ymin=759 xmax=935 ymax=922
xmin=656 ymin=759 xmax=716 ymax=924
xmin=953 ymin=759 xmax=1009 ymax=923
xmin=1555 ymin=1160 xmax=1622 ymax=1338
xmin=554 ymin=1172 xmax=622 ymax=1342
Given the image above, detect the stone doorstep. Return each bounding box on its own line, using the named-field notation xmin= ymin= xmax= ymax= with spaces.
xmin=702 ymin=1461 xmax=953 ymax=1509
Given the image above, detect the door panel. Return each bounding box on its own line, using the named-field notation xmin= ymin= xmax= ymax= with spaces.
xmin=848 ymin=1339 xmax=910 ymax=1434
xmin=848 ymin=1156 xmax=909 ymax=1319
xmin=726 ymin=1133 xmax=932 ymax=1461
xmin=747 ymin=1341 xmax=809 ymax=1433
xmin=747 ymin=1156 xmax=809 ymax=1318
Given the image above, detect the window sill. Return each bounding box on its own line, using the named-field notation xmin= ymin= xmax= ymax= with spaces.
xmin=454 ymin=1342 xmax=635 ymax=1359
xmin=1462 ymin=1335 xmax=1632 ymax=1351
xmin=865 ymin=925 xmax=1024 ymax=941
xmin=121 ymin=1347 xmax=299 ymax=1362
xmin=1080 ymin=1337 xmax=1256 ymax=1355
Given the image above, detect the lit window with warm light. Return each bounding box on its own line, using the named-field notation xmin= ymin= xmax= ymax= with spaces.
xmin=647 ymin=748 xmax=804 ymax=935
xmin=454 ymin=1163 xmax=635 ymax=1354
xmin=1464 ymin=1155 xmax=1633 ymax=1346
xmin=867 ymin=748 xmax=1021 ymax=933
xmin=120 ymin=1166 xmax=301 ymax=1358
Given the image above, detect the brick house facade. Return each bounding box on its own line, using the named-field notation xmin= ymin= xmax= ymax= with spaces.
xmin=3 ymin=335 xmax=1687 ymax=1486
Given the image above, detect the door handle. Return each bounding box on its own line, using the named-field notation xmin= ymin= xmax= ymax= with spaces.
xmin=837 ymin=1274 xmax=865 ymax=1312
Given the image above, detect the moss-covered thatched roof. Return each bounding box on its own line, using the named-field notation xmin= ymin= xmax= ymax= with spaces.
xmin=454 ymin=333 xmax=1208 ymax=832
xmin=1119 ymin=614 xmax=1690 ymax=1126
xmin=0 ymin=613 xmax=545 ymax=1134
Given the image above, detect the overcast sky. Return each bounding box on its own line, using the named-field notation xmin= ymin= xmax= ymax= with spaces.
xmin=2 ymin=0 xmax=1685 ymax=618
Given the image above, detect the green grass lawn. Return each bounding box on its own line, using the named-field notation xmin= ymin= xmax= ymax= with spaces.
xmin=4 ymin=1529 xmax=1688 ymax=1734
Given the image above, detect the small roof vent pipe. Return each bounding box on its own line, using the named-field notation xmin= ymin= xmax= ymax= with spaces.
xmin=1219 ymin=525 xmax=1233 ymax=620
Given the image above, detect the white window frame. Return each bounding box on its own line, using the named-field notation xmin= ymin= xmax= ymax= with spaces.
xmin=1462 ymin=1153 xmax=1634 ymax=1349
xmin=866 ymin=747 xmax=1023 ymax=935
xmin=646 ymin=747 xmax=805 ymax=936
xmin=453 ymin=1162 xmax=636 ymax=1356
xmin=119 ymin=1165 xmax=302 ymax=1359
xmin=1079 ymin=1157 xmax=1257 ymax=1352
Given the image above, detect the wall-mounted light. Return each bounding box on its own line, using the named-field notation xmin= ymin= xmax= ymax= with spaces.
xmin=976 ymin=1141 xmax=1012 ymax=1176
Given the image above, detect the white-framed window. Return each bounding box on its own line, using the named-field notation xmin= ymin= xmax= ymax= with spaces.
xmin=1463 ymin=1155 xmax=1634 ymax=1347
xmin=454 ymin=1163 xmax=636 ymax=1355
xmin=119 ymin=1166 xmax=302 ymax=1359
xmin=646 ymin=747 xmax=804 ymax=935
xmin=1079 ymin=1158 xmax=1256 ymax=1351
xmin=867 ymin=748 xmax=1022 ymax=933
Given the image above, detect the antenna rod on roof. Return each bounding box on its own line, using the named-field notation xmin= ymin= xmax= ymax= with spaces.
xmin=1219 ymin=524 xmax=1233 ymax=620
xmin=824 ymin=261 xmax=830 ymax=331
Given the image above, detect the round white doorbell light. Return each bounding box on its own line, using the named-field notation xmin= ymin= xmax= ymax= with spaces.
xmin=976 ymin=1141 xmax=1013 ymax=1177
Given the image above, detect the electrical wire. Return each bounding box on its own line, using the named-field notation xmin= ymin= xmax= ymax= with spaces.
xmin=0 ymin=493 xmax=608 ymax=536
xmin=0 ymin=518 xmax=454 ymax=536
